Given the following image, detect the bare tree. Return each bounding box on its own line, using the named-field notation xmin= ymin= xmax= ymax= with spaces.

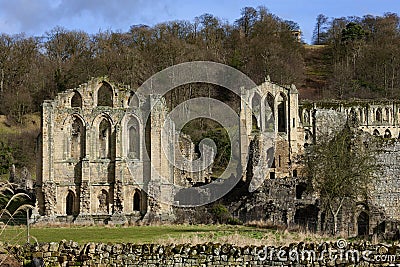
xmin=313 ymin=14 xmax=329 ymax=45
xmin=304 ymin=122 xmax=378 ymax=235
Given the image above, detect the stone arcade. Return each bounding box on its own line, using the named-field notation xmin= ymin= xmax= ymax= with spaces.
xmin=35 ymin=77 xmax=400 ymax=235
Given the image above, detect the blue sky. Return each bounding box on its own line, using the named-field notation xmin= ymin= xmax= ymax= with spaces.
xmin=0 ymin=0 xmax=399 ymax=44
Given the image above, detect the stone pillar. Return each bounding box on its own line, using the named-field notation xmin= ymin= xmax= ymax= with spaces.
xmin=110 ymin=179 xmax=127 ymax=224
xmin=239 ymin=87 xmax=251 ymax=179
xmin=42 ymin=101 xmax=55 ymax=183
xmin=289 ymin=84 xmax=299 ymax=155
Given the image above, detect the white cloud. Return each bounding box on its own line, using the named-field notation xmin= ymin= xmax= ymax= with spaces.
xmin=0 ymin=0 xmax=173 ymax=35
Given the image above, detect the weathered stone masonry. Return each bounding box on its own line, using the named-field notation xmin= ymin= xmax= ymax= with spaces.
xmin=36 ymin=77 xmax=400 ymax=236
xmin=36 ymin=77 xmax=212 ymax=224
xmin=10 ymin=241 xmax=400 ymax=266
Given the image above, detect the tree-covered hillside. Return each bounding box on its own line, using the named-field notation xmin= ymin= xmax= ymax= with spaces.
xmin=0 ymin=7 xmax=399 ymax=175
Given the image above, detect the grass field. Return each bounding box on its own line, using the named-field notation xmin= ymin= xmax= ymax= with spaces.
xmin=0 ymin=224 xmax=335 ymax=247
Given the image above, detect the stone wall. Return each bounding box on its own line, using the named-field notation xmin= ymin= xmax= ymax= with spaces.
xmin=372 ymin=141 xmax=400 ymax=221
xmin=8 ymin=241 xmax=400 ymax=266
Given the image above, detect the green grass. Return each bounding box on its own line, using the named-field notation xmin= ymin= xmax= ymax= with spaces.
xmin=1 ymin=224 xmax=335 ymax=246
xmin=1 ymin=225 xmax=252 ymax=244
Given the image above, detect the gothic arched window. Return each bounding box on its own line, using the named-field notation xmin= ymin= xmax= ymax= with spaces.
xmin=97 ymin=82 xmax=113 ymax=107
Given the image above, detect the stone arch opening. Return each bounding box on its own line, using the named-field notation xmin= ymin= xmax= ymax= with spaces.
xmin=384 ymin=107 xmax=390 ymax=122
xmin=66 ymin=190 xmax=76 ymax=216
xmin=128 ymin=91 xmax=139 ymax=107
xmin=97 ymin=82 xmax=113 ymax=107
xmin=71 ymin=91 xmax=82 ymax=108
xmin=304 ymin=129 xmax=313 ymax=145
xmin=376 ymin=108 xmax=382 ymax=123
xmin=358 ymin=108 xmax=363 ymax=124
xmin=384 ymin=129 xmax=392 ymax=138
xmin=373 ymin=129 xmax=380 ymax=136
xmin=251 ymin=92 xmax=261 ymax=131
xmin=98 ymin=189 xmax=109 ymax=214
xmin=265 ymin=93 xmax=274 ymax=130
xmin=296 ymin=182 xmax=307 ymax=199
xmin=320 ymin=212 xmax=326 ymax=232
xmin=294 ymin=205 xmax=318 ymax=232
xmin=349 ymin=108 xmax=358 ymax=125
xmin=133 ymin=190 xmax=141 ymax=212
xmin=127 ymin=117 xmax=140 ymax=159
xmin=303 ymin=109 xmax=310 ymax=125
xmin=357 ymin=211 xmax=369 ymax=236
xmin=277 ymin=93 xmax=287 ymax=133
xmin=71 ymin=117 xmax=85 ymax=159
xmin=99 ymin=118 xmax=112 ymax=159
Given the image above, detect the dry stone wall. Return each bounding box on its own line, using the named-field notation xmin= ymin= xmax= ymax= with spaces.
xmin=8 ymin=241 xmax=400 ymax=266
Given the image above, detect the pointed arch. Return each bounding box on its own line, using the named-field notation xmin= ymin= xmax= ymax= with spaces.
xmin=357 ymin=211 xmax=369 ymax=236
xmin=305 ymin=129 xmax=313 ymax=143
xmin=349 ymin=108 xmax=358 ymax=124
xmin=302 ymin=109 xmax=310 ymax=125
xmin=128 ymin=91 xmax=139 ymax=108
xmin=358 ymin=108 xmax=363 ymax=124
xmin=99 ymin=118 xmax=112 ymax=159
xmin=97 ymin=82 xmax=113 ymax=107
xmin=127 ymin=116 xmax=140 ymax=159
xmin=133 ymin=189 xmax=141 ymax=211
xmin=373 ymin=129 xmax=380 ymax=136
xmin=277 ymin=92 xmax=287 ymax=133
xmin=375 ymin=108 xmax=382 ymax=123
xmin=251 ymin=92 xmax=261 ymax=131
xmin=71 ymin=91 xmax=82 ymax=108
xmin=264 ymin=93 xmax=274 ymax=131
xmin=384 ymin=107 xmax=390 ymax=122
xmin=71 ymin=116 xmax=85 ymax=159
xmin=66 ymin=190 xmax=77 ymax=216
xmin=384 ymin=129 xmax=392 ymax=138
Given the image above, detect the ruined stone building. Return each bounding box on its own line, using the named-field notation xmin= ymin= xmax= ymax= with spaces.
xmin=36 ymin=77 xmax=213 ymax=224
xmin=36 ymin=77 xmax=400 ymax=236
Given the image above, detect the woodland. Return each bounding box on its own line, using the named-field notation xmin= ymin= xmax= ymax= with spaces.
xmin=0 ymin=6 xmax=399 ymax=175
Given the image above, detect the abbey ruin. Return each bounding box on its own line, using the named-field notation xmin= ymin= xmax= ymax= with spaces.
xmin=35 ymin=77 xmax=400 ymax=237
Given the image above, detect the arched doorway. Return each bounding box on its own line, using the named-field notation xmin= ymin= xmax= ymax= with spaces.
xmin=357 ymin=211 xmax=369 ymax=236
xmin=296 ymin=182 xmax=307 ymax=199
xmin=294 ymin=205 xmax=319 ymax=232
xmin=66 ymin=190 xmax=75 ymax=216
xmin=384 ymin=129 xmax=392 ymax=138
xmin=133 ymin=190 xmax=141 ymax=212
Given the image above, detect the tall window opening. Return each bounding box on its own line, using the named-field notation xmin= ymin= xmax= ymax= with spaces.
xmin=97 ymin=82 xmax=113 ymax=107
xmin=128 ymin=117 xmax=140 ymax=159
xmin=99 ymin=119 xmax=111 ymax=159
xmin=376 ymin=108 xmax=382 ymax=123
xmin=251 ymin=92 xmax=261 ymax=131
xmin=71 ymin=91 xmax=82 ymax=108
xmin=277 ymin=93 xmax=287 ymax=133
xmin=71 ymin=117 xmax=85 ymax=159
xmin=265 ymin=93 xmax=274 ymax=131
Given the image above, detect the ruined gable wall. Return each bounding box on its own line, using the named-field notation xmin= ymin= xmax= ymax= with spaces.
xmin=372 ymin=141 xmax=400 ymax=221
